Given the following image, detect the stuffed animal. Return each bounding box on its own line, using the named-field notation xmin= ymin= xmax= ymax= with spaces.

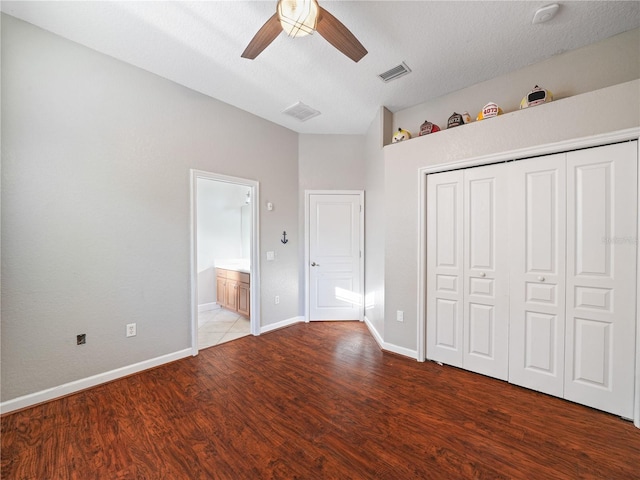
xmin=392 ymin=127 xmax=412 ymax=143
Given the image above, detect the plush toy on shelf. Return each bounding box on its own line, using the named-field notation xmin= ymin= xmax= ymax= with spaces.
xmin=520 ymin=85 xmax=553 ymax=109
xmin=392 ymin=127 xmax=412 ymax=143
xmin=476 ymin=102 xmax=504 ymax=121
xmin=418 ymin=120 xmax=440 ymax=136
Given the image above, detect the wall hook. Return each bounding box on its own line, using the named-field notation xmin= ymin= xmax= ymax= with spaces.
xmin=281 ymin=231 xmax=288 ymax=244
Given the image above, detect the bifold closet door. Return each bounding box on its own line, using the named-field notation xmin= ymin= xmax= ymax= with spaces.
xmin=508 ymin=154 xmax=566 ymax=397
xmin=426 ymin=170 xmax=464 ymax=368
xmin=426 ymin=165 xmax=509 ymax=380
xmin=463 ymin=164 xmax=509 ymax=380
xmin=564 ymin=142 xmax=638 ymax=418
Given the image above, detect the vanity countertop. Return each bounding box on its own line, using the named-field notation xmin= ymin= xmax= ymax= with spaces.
xmin=215 ymin=260 xmax=250 ymax=274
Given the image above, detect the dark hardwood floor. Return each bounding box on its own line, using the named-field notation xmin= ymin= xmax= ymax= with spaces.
xmin=2 ymin=321 xmax=639 ymax=479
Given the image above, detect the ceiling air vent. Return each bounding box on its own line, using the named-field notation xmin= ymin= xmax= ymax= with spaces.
xmin=282 ymin=101 xmax=321 ymax=122
xmin=378 ymin=62 xmax=412 ymax=83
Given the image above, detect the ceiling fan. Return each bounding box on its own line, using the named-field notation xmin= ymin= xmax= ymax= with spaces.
xmin=241 ymin=0 xmax=368 ymax=62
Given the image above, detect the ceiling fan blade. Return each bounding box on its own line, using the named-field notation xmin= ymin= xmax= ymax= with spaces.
xmin=316 ymin=7 xmax=367 ymax=62
xmin=241 ymin=13 xmax=282 ymax=60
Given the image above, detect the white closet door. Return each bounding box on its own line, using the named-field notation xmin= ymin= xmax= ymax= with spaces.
xmin=463 ymin=164 xmax=509 ymax=380
xmin=426 ymin=170 xmax=464 ymax=367
xmin=508 ymin=154 xmax=566 ymax=397
xmin=565 ymin=142 xmax=638 ymax=418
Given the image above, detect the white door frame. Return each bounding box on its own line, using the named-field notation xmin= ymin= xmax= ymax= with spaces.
xmin=190 ymin=170 xmax=261 ymax=355
xmin=304 ymin=190 xmax=365 ymax=322
xmin=417 ymin=127 xmax=640 ymax=427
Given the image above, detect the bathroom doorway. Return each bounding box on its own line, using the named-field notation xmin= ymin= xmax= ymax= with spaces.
xmin=190 ymin=170 xmax=260 ymax=353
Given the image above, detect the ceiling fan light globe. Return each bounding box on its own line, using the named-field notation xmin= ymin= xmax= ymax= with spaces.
xmin=277 ymin=0 xmax=319 ymax=37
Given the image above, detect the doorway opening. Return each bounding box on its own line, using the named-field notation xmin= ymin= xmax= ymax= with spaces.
xmin=190 ymin=170 xmax=260 ymax=354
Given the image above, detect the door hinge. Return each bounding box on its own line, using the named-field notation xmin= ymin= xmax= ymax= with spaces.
xmin=360 ymin=205 xmax=362 ymax=212
xmin=360 ymin=250 xmax=362 ymax=258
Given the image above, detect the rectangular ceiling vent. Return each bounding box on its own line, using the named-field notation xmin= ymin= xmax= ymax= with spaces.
xmin=378 ymin=62 xmax=412 ymax=83
xmin=282 ymin=101 xmax=321 ymax=122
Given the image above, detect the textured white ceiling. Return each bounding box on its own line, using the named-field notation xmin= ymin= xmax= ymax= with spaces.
xmin=2 ymin=1 xmax=639 ymax=134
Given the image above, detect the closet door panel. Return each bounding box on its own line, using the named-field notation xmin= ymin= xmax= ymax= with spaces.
xmin=508 ymin=155 xmax=566 ymax=397
xmin=463 ymin=164 xmax=509 ymax=380
xmin=427 ymin=170 xmax=464 ymax=367
xmin=565 ymin=142 xmax=638 ymax=418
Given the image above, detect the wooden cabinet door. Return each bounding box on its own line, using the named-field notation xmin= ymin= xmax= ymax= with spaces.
xmin=226 ymin=280 xmax=238 ymax=311
xmin=238 ymin=282 xmax=250 ymax=317
xmin=216 ymin=275 xmax=227 ymax=308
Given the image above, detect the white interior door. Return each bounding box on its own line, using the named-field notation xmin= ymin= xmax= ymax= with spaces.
xmin=508 ymin=154 xmax=567 ymax=396
xmin=308 ymin=193 xmax=363 ymax=321
xmin=426 ymin=170 xmax=464 ymax=367
xmin=462 ymin=164 xmax=510 ymax=380
xmin=564 ymin=142 xmax=638 ymax=418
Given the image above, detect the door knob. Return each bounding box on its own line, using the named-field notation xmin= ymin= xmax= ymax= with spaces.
xmin=538 ymin=276 xmax=545 ymax=282
xmin=311 ymin=262 xmax=320 ymax=267
xmin=479 ymin=272 xmax=486 ymax=278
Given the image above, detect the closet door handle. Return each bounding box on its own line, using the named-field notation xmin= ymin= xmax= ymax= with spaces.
xmin=479 ymin=272 xmax=486 ymax=278
xmin=538 ymin=276 xmax=545 ymax=282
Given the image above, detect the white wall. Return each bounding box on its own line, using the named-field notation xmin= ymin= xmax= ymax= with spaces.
xmin=393 ymin=28 xmax=640 ymax=144
xmin=1 ymin=14 xmax=299 ymax=402
xmin=297 ymin=134 xmax=366 ymax=313
xmin=196 ymin=179 xmax=249 ymax=306
xmin=383 ymin=80 xmax=640 ymax=353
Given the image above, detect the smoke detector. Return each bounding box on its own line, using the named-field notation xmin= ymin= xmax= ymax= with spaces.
xmin=532 ymin=4 xmax=560 ymax=24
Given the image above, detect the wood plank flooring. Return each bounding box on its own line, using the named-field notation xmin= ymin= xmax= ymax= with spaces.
xmin=2 ymin=321 xmax=639 ymax=479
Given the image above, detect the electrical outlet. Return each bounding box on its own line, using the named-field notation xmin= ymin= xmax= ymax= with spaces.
xmin=126 ymin=323 xmax=137 ymax=337
xmin=396 ymin=310 xmax=404 ymax=322
xmin=77 ymin=334 xmax=86 ymax=345
xmin=275 ymin=295 xmax=280 ymax=305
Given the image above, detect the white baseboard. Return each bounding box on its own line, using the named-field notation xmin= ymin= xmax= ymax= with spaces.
xmin=198 ymin=302 xmax=220 ymax=313
xmin=364 ymin=316 xmax=384 ymax=350
xmin=260 ymin=316 xmax=304 ymax=334
xmin=363 ymin=316 xmax=417 ymax=360
xmin=382 ymin=341 xmax=418 ymax=360
xmin=0 ymin=348 xmax=192 ymax=415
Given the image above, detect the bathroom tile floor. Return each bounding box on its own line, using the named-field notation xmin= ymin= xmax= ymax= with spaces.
xmin=198 ymin=308 xmax=251 ymax=350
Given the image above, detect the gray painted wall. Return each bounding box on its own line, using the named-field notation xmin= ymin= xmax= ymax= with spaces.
xmin=1 ymin=15 xmax=299 ymax=401
xmin=383 ymin=80 xmax=640 ymax=353
xmin=297 ymin=134 xmax=366 ymax=314
xmin=393 ymin=28 xmax=640 ymax=143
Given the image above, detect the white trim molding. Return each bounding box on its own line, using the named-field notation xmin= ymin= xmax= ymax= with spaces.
xmin=260 ymin=316 xmax=304 ymax=334
xmin=198 ymin=302 xmax=220 ymax=313
xmin=0 ymin=348 xmax=192 ymax=415
xmin=364 ymin=316 xmax=384 ymax=349
xmin=190 ymin=170 xmax=261 ymax=355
